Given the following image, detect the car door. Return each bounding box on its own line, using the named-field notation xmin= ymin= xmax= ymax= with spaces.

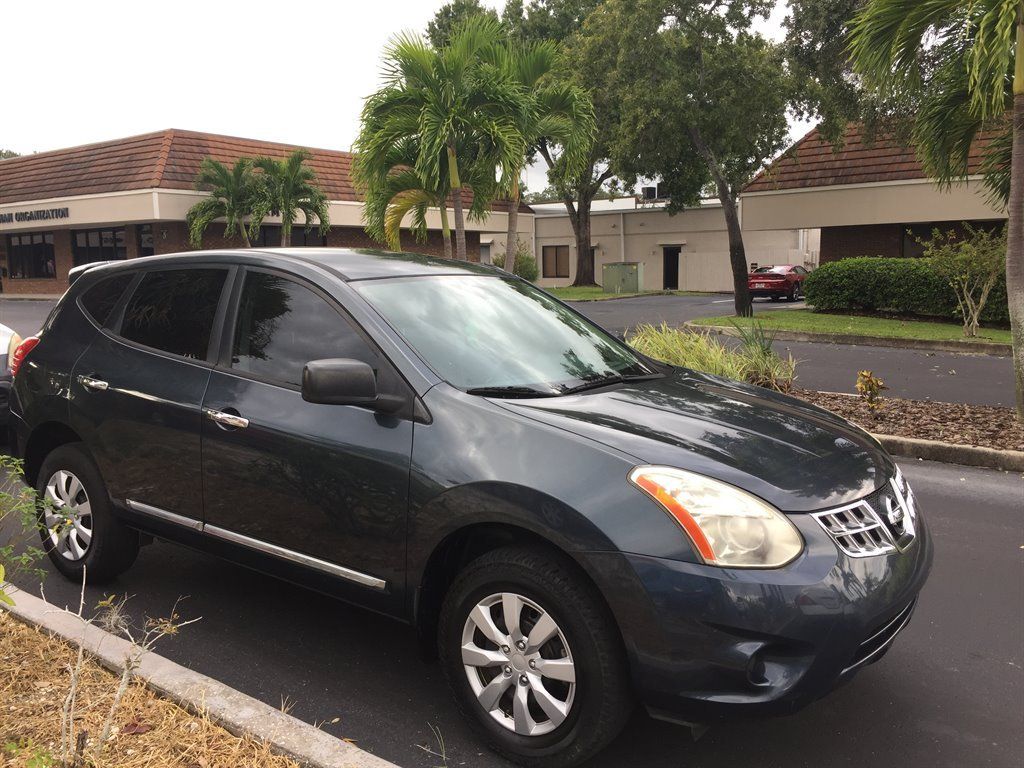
xmin=199 ymin=267 xmax=413 ymax=612
xmin=70 ymin=266 xmax=233 ymax=524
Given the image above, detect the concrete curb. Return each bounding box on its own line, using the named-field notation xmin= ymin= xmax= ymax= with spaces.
xmin=873 ymin=433 xmax=1024 ymax=472
xmin=687 ymin=322 xmax=1012 ymax=357
xmin=0 ymin=585 xmax=399 ymax=768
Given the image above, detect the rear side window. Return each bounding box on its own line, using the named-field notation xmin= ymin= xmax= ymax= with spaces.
xmin=231 ymin=271 xmax=378 ymax=387
xmin=120 ymin=269 xmax=228 ymax=360
xmin=79 ymin=273 xmax=134 ymax=326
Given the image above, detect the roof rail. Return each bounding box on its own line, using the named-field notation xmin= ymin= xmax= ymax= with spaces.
xmin=67 ymin=261 xmax=117 ymax=286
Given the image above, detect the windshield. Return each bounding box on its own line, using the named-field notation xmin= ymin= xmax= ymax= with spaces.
xmin=753 ymin=266 xmax=789 ymax=274
xmin=354 ymin=275 xmax=654 ymax=393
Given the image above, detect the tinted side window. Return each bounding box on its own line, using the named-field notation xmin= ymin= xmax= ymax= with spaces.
xmin=79 ymin=273 xmax=134 ymax=326
xmin=231 ymin=272 xmax=377 ymax=387
xmin=120 ymin=269 xmax=228 ymax=360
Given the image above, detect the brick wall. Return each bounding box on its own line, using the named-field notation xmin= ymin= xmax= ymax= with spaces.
xmin=820 ymin=219 xmax=1006 ymax=263
xmin=819 ymin=224 xmax=904 ymax=263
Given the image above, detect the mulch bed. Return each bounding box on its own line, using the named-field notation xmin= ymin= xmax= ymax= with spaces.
xmin=795 ymin=389 xmax=1024 ymax=453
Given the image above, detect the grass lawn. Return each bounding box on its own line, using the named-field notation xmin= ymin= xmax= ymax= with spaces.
xmin=545 ymin=287 xmax=707 ymax=301
xmin=690 ymin=309 xmax=1012 ymax=345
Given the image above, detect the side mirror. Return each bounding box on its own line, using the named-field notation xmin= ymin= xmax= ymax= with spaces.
xmin=302 ymin=358 xmax=378 ymax=406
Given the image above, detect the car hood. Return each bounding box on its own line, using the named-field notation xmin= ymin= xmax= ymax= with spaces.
xmin=494 ymin=369 xmax=894 ymax=512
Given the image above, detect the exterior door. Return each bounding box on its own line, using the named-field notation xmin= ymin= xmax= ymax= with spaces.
xmin=663 ymin=246 xmax=681 ymax=289
xmin=70 ymin=267 xmax=231 ymax=521
xmin=200 ymin=269 xmax=413 ymax=607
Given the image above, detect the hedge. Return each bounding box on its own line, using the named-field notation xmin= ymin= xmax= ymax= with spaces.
xmin=803 ymin=256 xmax=1009 ymax=325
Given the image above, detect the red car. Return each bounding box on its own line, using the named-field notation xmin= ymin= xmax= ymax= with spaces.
xmin=748 ymin=264 xmax=809 ymax=302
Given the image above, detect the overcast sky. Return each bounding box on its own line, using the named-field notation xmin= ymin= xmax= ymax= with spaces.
xmin=3 ymin=0 xmax=803 ymax=192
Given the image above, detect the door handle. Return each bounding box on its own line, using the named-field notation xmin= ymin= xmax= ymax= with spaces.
xmin=78 ymin=375 xmax=109 ymax=391
xmin=204 ymin=408 xmax=249 ymax=429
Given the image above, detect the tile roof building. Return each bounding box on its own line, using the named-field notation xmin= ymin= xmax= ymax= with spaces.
xmin=741 ymin=123 xmax=1006 ymax=263
xmin=0 ymin=130 xmax=531 ymax=295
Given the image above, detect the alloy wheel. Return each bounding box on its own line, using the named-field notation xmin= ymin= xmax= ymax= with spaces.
xmin=461 ymin=592 xmax=576 ymax=736
xmin=43 ymin=469 xmax=93 ymax=561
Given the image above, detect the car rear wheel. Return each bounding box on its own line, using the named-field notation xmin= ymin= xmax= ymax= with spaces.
xmin=787 ymin=284 xmax=798 ymax=302
xmin=439 ymin=546 xmax=633 ymax=767
xmin=36 ymin=443 xmax=139 ymax=583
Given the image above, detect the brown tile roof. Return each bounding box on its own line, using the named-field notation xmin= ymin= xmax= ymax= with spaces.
xmin=0 ymin=129 xmax=531 ymax=213
xmin=743 ymin=123 xmax=995 ymax=193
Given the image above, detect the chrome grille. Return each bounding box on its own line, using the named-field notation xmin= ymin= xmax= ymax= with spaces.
xmin=813 ymin=469 xmax=918 ymax=558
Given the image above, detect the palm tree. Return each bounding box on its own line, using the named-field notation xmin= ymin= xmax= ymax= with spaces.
xmin=488 ymin=39 xmax=595 ymax=267
xmin=850 ymin=0 xmax=1024 ymax=420
xmin=251 ymin=150 xmax=330 ymax=247
xmin=186 ymin=158 xmax=257 ymax=248
xmin=356 ymin=137 xmax=451 ymax=253
xmin=360 ymin=16 xmax=527 ymax=260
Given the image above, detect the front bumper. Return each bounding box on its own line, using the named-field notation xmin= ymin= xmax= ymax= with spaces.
xmin=584 ymin=510 xmax=933 ymax=722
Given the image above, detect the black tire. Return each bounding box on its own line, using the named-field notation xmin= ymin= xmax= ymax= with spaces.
xmin=786 ymin=285 xmax=797 ymax=302
xmin=36 ymin=443 xmax=139 ymax=584
xmin=439 ymin=546 xmax=633 ymax=768
xmin=769 ymin=295 xmax=780 ymax=302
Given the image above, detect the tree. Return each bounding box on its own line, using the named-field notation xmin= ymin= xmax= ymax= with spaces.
xmin=506 ymin=0 xmax=626 ymax=286
xmin=427 ymin=0 xmax=499 ymax=48
xmin=575 ymin=0 xmax=791 ymax=315
xmin=489 ymin=38 xmax=595 ymax=266
xmin=355 ymin=134 xmax=494 ymax=256
xmin=186 ymin=157 xmax=258 ymax=248
xmin=358 ymin=17 xmax=526 ymax=260
xmin=251 ymin=150 xmax=330 ymax=247
xmin=849 ymin=0 xmax=1024 ymax=418
xmin=0 ymin=148 xmax=19 ymax=159
xmin=924 ymin=226 xmax=1007 ymax=338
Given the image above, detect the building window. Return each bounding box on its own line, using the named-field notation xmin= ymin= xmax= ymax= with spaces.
xmin=6 ymin=233 xmax=56 ymax=279
xmin=73 ymin=227 xmax=127 ymax=266
xmin=254 ymin=225 xmax=327 ymax=247
xmin=138 ymin=224 xmax=155 ymax=257
xmin=542 ymin=245 xmax=570 ymax=278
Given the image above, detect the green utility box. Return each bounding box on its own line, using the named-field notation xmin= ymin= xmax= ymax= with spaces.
xmin=602 ymin=262 xmax=644 ymax=294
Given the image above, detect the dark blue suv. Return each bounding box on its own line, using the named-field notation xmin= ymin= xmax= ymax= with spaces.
xmin=10 ymin=249 xmax=932 ymax=767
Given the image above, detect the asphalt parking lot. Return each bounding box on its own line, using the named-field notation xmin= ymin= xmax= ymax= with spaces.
xmin=6 ymin=459 xmax=1021 ymax=768
xmin=2 ymin=294 xmax=1013 ymax=405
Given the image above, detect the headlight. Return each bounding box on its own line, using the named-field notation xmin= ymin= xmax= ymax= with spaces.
xmin=628 ymin=466 xmax=803 ymax=568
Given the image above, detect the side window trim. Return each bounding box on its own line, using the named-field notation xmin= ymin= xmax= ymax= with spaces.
xmin=107 ymin=265 xmax=235 ymax=366
xmin=217 ymin=266 xmax=402 ymax=393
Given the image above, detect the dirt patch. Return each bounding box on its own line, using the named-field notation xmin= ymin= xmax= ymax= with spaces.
xmin=0 ymin=611 xmax=300 ymax=768
xmin=795 ymin=389 xmax=1024 ymax=453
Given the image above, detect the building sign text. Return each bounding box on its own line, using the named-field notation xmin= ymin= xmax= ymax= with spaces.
xmin=0 ymin=207 xmax=70 ymax=224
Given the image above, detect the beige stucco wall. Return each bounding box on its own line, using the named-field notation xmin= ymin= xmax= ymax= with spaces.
xmin=742 ymin=178 xmax=1006 ymax=232
xmin=0 ymin=188 xmax=528 ymax=246
xmin=534 ymin=204 xmax=812 ymax=291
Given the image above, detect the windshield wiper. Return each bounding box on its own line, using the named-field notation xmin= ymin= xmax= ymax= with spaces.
xmin=465 ymin=385 xmax=559 ymax=398
xmin=559 ymin=372 xmax=663 ymax=396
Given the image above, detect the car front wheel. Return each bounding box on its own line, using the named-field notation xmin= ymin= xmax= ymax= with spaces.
xmin=36 ymin=443 xmax=139 ymax=583
xmin=439 ymin=546 xmax=633 ymax=767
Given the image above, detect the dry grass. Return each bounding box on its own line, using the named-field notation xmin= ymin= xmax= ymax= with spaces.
xmin=0 ymin=612 xmax=301 ymax=768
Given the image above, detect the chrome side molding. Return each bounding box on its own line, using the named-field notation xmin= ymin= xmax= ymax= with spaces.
xmin=126 ymin=499 xmax=203 ymax=531
xmin=204 ymin=524 xmax=387 ymax=590
xmin=123 ymin=499 xmax=386 ymax=591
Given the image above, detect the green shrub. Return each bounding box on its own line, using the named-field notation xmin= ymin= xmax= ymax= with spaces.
xmin=492 ymin=240 xmax=539 ymax=282
xmin=803 ymin=256 xmax=1009 ymax=325
xmin=628 ymin=323 xmax=796 ymax=392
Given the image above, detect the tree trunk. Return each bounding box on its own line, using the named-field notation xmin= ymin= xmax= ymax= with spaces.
xmin=448 ymin=144 xmax=467 ymax=260
xmin=572 ymin=202 xmax=596 ymax=286
xmin=690 ymin=127 xmax=752 ymax=317
xmin=1008 ymin=37 xmax=1024 ymax=419
xmin=505 ymin=175 xmax=521 ymax=266
xmin=239 ymin=218 xmax=251 ymax=248
xmin=440 ymin=201 xmax=453 ymax=260
xmin=280 ymin=216 xmax=291 ymax=247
